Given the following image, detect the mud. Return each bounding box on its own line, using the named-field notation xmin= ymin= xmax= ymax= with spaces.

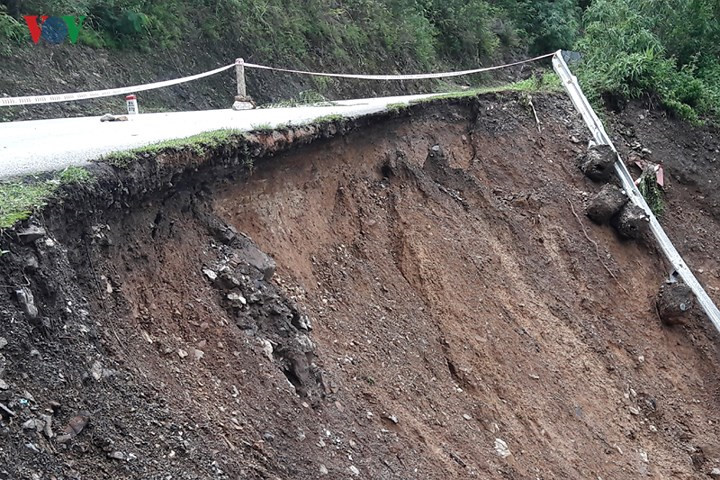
xmin=1 ymin=93 xmax=720 ymax=479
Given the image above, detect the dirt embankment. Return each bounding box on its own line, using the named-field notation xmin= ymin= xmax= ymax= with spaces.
xmin=1 ymin=93 xmax=720 ymax=479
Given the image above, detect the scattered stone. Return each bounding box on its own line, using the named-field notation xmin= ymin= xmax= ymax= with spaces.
xmin=23 ymin=419 xmax=41 ymax=431
xmin=90 ymin=361 xmax=103 ymax=381
xmin=227 ymin=292 xmax=247 ymax=306
xmin=177 ymin=349 xmax=189 ymax=359
xmin=17 ymin=226 xmax=46 ymax=244
xmin=0 ymin=337 xmax=7 ymax=350
xmin=0 ymin=402 xmax=15 ymax=418
xmin=586 ymin=184 xmax=629 ymax=224
xmin=578 ymin=144 xmax=616 ymax=182
xmin=612 ymin=203 xmax=650 ymax=239
xmin=216 ymin=270 xmax=241 ymax=290
xmin=108 ymin=451 xmax=127 ymax=461
xmin=40 ymin=414 xmax=53 ymax=438
xmin=56 ymin=412 xmax=90 ymax=443
xmin=0 ymin=379 xmax=7 ymax=390
xmin=319 ymin=464 xmax=329 ymax=475
xmin=463 ymin=414 xmax=472 ymax=421
xmin=629 ymin=406 xmax=640 ymax=416
xmin=494 ymin=438 xmax=511 ymax=458
xmin=202 ymin=268 xmax=217 ymax=281
xmin=260 ymin=339 xmax=273 ymax=360
xmin=349 ymin=465 xmax=360 ymax=476
xmin=193 ymin=349 xmax=205 ymax=361
xmin=23 ymin=253 xmax=40 ymax=272
xmin=235 ymin=236 xmax=276 ymax=281
xmin=25 ymin=442 xmax=40 ymax=453
xmin=709 ymin=467 xmax=720 ymax=478
xmin=15 ymin=287 xmax=39 ymax=319
xmin=100 ymin=114 xmax=128 ymax=122
xmin=657 ymin=281 xmax=694 ymax=326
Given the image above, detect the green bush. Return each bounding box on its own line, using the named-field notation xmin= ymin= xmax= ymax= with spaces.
xmin=0 ymin=7 xmax=25 ymax=52
xmin=576 ymin=0 xmax=720 ymax=122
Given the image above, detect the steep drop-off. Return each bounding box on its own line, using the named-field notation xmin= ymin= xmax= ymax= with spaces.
xmin=1 ymin=94 xmax=720 ymax=479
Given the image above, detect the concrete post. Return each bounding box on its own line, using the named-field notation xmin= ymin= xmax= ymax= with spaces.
xmin=232 ymin=57 xmax=254 ymax=110
xmin=236 ymin=58 xmax=247 ymax=99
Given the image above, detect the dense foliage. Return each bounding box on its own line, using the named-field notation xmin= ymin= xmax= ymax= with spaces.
xmin=1 ymin=0 xmax=719 ymax=121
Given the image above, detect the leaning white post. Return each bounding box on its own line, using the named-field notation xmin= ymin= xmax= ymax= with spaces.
xmin=232 ymin=57 xmax=254 ymax=110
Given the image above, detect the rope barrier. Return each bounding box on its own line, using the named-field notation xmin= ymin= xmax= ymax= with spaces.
xmin=0 ymin=53 xmax=553 ymax=107
xmin=241 ymin=52 xmax=554 ymax=80
xmin=0 ymin=63 xmax=236 ymax=107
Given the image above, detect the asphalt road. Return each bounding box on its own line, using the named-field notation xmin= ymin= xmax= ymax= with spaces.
xmin=0 ymin=93 xmax=437 ymax=179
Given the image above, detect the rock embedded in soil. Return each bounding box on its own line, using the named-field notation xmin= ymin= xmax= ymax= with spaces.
xmin=586 ymin=184 xmax=629 ymax=224
xmin=578 ymin=144 xmax=617 ymax=182
xmin=17 ymin=225 xmax=46 ymax=244
xmin=612 ymin=203 xmax=650 ymax=239
xmin=15 ymin=287 xmax=39 ymax=319
xmin=657 ymin=281 xmax=695 ymax=325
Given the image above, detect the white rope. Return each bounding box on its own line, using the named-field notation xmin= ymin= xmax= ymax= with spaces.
xmin=0 ymin=53 xmax=553 ymax=107
xmin=0 ymin=63 xmax=236 ymax=107
xmin=242 ymin=52 xmax=554 ymax=80
xmin=552 ymin=51 xmax=720 ymax=333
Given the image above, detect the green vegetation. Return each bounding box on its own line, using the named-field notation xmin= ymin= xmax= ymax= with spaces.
xmin=386 ymin=103 xmax=408 ymax=113
xmin=637 ymin=173 xmax=665 ymax=217
xmin=249 ymin=123 xmax=274 ymax=132
xmin=0 ymin=166 xmax=93 ymax=229
xmin=312 ymin=114 xmax=343 ymax=124
xmin=1 ymin=0 xmax=718 ymax=122
xmin=101 ymin=129 xmax=246 ymax=167
xmin=411 ymin=74 xmax=562 ymax=104
xmin=576 ymin=0 xmax=720 ymax=123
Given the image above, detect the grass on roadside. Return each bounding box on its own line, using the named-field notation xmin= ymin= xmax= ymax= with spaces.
xmin=0 ymin=166 xmax=93 ymax=229
xmin=411 ymin=72 xmax=563 ymax=104
xmin=100 ymin=129 xmax=246 ymax=168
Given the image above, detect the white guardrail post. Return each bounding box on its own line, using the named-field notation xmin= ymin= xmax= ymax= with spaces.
xmin=552 ymin=50 xmax=720 ymax=333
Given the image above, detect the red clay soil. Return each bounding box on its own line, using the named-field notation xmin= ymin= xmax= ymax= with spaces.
xmin=1 ymin=93 xmax=720 ymax=479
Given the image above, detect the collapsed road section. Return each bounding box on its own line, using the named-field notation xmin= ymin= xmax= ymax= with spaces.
xmin=1 ymin=93 xmax=720 ymax=479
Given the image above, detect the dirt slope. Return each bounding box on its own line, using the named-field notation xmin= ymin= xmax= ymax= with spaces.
xmin=1 ymin=93 xmax=720 ymax=479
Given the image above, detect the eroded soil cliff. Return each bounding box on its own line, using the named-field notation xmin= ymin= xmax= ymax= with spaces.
xmin=1 ymin=94 xmax=720 ymax=479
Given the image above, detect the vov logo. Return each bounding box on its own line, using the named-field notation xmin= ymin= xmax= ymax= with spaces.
xmin=23 ymin=16 xmax=86 ymax=44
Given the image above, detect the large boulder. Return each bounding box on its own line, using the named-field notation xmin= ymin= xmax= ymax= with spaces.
xmin=657 ymin=280 xmax=694 ymax=325
xmin=586 ymin=184 xmax=629 ymax=224
xmin=612 ymin=203 xmax=650 ymax=239
xmin=578 ymin=145 xmax=617 ymax=182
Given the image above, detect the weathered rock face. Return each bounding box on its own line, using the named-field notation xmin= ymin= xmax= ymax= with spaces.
xmin=200 ymin=215 xmax=323 ymax=399
xmin=578 ymin=144 xmax=617 ymax=182
xmin=612 ymin=203 xmax=650 ymax=239
xmin=586 ymin=184 xmax=629 ymax=224
xmin=657 ymin=280 xmax=695 ymax=325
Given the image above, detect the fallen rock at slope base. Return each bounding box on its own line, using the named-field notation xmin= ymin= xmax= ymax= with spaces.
xmin=612 ymin=202 xmax=650 ymax=239
xmin=578 ymin=144 xmax=617 ymax=182
xmin=657 ymin=280 xmax=695 ymax=325
xmin=586 ymin=184 xmax=629 ymax=224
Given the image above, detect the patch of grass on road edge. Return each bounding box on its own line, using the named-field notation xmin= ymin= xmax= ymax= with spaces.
xmin=100 ymin=129 xmax=246 ymax=168
xmin=411 ymin=72 xmax=563 ymax=104
xmin=0 ymin=166 xmax=93 ymax=229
